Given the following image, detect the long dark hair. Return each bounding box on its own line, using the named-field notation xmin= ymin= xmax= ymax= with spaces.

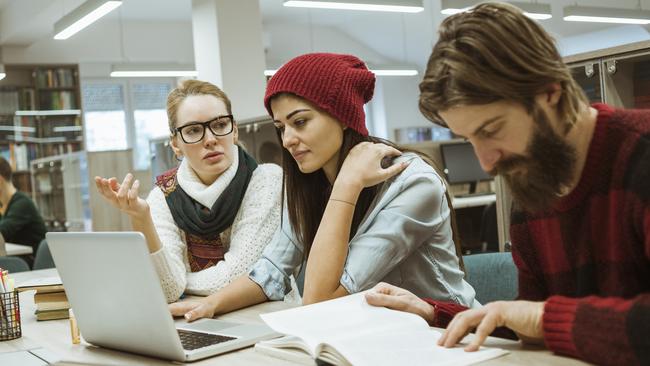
xmin=277 ymin=128 xmax=465 ymax=270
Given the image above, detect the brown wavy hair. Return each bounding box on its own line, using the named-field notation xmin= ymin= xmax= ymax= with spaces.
xmin=419 ymin=2 xmax=587 ymax=134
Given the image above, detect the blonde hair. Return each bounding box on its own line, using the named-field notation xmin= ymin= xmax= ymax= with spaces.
xmin=166 ymin=79 xmax=232 ymax=132
xmin=419 ymin=2 xmax=587 ymax=133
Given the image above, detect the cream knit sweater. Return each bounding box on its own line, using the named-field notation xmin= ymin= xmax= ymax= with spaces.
xmin=148 ymin=146 xmax=282 ymax=302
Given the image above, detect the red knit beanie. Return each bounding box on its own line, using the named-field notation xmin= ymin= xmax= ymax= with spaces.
xmin=264 ymin=53 xmax=375 ymax=136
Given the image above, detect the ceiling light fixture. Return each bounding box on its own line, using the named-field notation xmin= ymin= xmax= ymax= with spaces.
xmin=265 ymin=68 xmax=418 ymax=77
xmin=283 ymin=0 xmax=423 ymax=13
xmin=440 ymin=0 xmax=475 ymax=15
xmin=441 ymin=0 xmax=551 ymax=20
xmin=110 ymin=64 xmax=198 ymax=78
xmin=563 ymin=5 xmax=650 ymax=24
xmin=54 ymin=0 xmax=123 ymax=40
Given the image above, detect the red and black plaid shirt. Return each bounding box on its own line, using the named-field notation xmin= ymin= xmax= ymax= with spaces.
xmin=427 ymin=104 xmax=650 ymax=366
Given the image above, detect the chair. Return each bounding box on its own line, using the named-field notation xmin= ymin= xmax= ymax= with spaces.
xmin=33 ymin=239 xmax=56 ymax=270
xmin=479 ymin=202 xmax=499 ymax=252
xmin=0 ymin=256 xmax=30 ymax=273
xmin=463 ymin=252 xmax=518 ymax=304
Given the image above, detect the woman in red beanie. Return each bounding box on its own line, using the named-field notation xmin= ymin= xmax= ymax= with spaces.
xmin=170 ymin=53 xmax=477 ymax=321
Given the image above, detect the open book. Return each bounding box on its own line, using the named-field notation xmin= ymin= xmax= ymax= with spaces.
xmin=258 ymin=292 xmax=507 ymax=366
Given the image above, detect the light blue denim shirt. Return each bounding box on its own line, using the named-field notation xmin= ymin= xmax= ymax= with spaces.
xmin=249 ymin=153 xmax=477 ymax=307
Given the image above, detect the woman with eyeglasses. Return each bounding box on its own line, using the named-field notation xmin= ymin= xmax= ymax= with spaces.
xmin=95 ymin=80 xmax=282 ymax=303
xmin=169 ymin=53 xmax=477 ymax=321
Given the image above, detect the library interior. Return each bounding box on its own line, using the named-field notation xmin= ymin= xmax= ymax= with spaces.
xmin=1 ymin=1 xmax=649 ymax=365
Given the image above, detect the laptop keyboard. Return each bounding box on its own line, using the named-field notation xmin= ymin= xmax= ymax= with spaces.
xmin=178 ymin=329 xmax=237 ymax=351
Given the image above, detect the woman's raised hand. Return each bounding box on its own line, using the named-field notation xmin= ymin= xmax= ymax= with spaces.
xmin=337 ymin=142 xmax=408 ymax=190
xmin=94 ymin=174 xmax=150 ymax=220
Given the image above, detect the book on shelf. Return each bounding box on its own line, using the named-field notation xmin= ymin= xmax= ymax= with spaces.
xmin=35 ymin=68 xmax=75 ymax=88
xmin=0 ymin=90 xmax=19 ymax=114
xmin=257 ymin=292 xmax=508 ymax=366
xmin=39 ymin=91 xmax=76 ymax=110
xmin=19 ymin=88 xmax=36 ymax=110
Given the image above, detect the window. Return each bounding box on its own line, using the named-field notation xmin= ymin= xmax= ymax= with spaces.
xmin=131 ymin=83 xmax=172 ymax=170
xmin=82 ymin=83 xmax=127 ymax=151
xmin=81 ymin=79 xmax=174 ymax=169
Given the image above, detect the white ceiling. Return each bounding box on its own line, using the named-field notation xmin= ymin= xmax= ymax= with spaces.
xmin=1 ymin=0 xmax=649 ymax=67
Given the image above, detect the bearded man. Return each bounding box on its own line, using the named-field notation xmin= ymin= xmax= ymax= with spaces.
xmin=365 ymin=3 xmax=650 ymax=366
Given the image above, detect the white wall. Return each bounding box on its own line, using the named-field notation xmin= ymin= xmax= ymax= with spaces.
xmin=2 ymin=20 xmax=194 ymax=78
xmin=263 ymin=22 xmax=391 ymax=69
xmin=558 ymin=25 xmax=650 ymax=57
xmin=377 ymin=75 xmax=434 ymax=141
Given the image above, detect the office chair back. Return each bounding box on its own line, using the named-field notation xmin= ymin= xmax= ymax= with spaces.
xmin=463 ymin=252 xmax=518 ymax=304
xmin=479 ymin=202 xmax=499 ymax=252
xmin=33 ymin=239 xmax=56 ymax=270
xmin=0 ymin=256 xmax=30 ymax=273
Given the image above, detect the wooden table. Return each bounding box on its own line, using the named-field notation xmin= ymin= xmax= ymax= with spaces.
xmin=4 ymin=243 xmax=34 ymax=256
xmin=1 ymin=269 xmax=589 ymax=366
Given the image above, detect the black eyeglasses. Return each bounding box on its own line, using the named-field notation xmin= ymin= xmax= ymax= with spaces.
xmin=174 ymin=115 xmax=234 ymax=144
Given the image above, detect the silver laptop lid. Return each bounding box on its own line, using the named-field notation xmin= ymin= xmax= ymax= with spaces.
xmin=47 ymin=232 xmax=186 ymax=361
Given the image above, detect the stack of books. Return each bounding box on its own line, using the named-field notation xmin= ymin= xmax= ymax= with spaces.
xmin=34 ymin=288 xmax=69 ymax=321
xmin=16 ymin=276 xmax=70 ymax=321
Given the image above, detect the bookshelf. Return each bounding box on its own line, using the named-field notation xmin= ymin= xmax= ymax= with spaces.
xmin=0 ymin=64 xmax=84 ymax=195
xmin=564 ymin=40 xmax=650 ymax=108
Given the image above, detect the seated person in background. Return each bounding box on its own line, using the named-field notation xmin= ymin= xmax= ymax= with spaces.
xmin=169 ymin=52 xmax=476 ymax=321
xmin=366 ymin=3 xmax=650 ymax=366
xmin=95 ymin=80 xmax=282 ymax=302
xmin=0 ymin=157 xmax=47 ymax=263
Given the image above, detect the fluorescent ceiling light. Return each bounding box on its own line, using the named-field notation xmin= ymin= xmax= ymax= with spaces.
xmin=511 ymin=2 xmax=552 ymax=20
xmin=440 ymin=0 xmax=474 ymax=15
xmin=283 ymin=0 xmax=423 ymax=13
xmin=265 ymin=69 xmax=418 ymax=76
xmin=371 ymin=69 xmax=418 ymax=76
xmin=111 ymin=71 xmax=198 ymax=77
xmin=54 ymin=0 xmax=122 ymax=40
xmin=441 ymin=1 xmax=551 ymax=20
xmin=0 ymin=64 xmax=5 ymax=81
xmin=110 ymin=64 xmax=198 ymax=78
xmin=563 ymin=5 xmax=650 ymax=24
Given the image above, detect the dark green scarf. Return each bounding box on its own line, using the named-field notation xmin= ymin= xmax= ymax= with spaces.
xmin=163 ymin=148 xmax=258 ymax=237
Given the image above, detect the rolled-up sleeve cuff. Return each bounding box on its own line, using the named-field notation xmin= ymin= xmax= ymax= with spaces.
xmin=339 ymin=269 xmax=358 ymax=295
xmin=543 ymin=296 xmax=580 ymax=358
xmin=249 ymin=257 xmax=290 ymax=301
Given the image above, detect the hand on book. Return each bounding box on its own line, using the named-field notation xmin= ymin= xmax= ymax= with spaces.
xmin=439 ymin=300 xmax=545 ymax=352
xmin=169 ymin=299 xmax=215 ymax=322
xmin=95 ymin=174 xmax=149 ymax=220
xmin=365 ymin=282 xmax=435 ymax=324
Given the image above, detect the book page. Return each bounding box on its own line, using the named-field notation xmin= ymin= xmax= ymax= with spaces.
xmin=261 ymin=292 xmax=508 ymax=366
xmin=261 ymin=292 xmax=426 ymax=353
xmin=328 ymin=328 xmax=507 ymax=366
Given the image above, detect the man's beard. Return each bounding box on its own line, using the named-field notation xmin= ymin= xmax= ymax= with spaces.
xmin=489 ymin=106 xmax=577 ymax=212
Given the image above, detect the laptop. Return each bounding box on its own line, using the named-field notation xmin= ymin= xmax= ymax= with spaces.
xmin=46 ymin=232 xmax=279 ymax=362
